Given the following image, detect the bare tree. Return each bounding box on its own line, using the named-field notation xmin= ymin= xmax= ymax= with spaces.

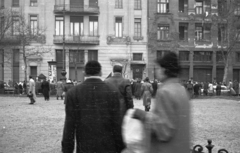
xmin=218 ymin=0 xmax=240 ymax=83
xmin=1 ymin=9 xmax=51 ymax=82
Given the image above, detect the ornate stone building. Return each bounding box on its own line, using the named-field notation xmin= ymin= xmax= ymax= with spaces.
xmin=0 ymin=0 xmax=148 ymax=82
xmin=148 ymin=0 xmax=240 ymax=83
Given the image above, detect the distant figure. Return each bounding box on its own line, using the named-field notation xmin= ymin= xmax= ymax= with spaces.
xmin=105 ymin=64 xmax=134 ymax=118
xmin=233 ymin=80 xmax=239 ymax=96
xmin=208 ymin=82 xmax=214 ymax=96
xmin=216 ymin=82 xmax=221 ymax=96
xmin=28 ymin=76 xmax=36 ymax=104
xmin=62 ymin=61 xmax=125 ymax=153
xmin=151 ymin=79 xmax=158 ymax=97
xmin=186 ymin=80 xmax=193 ymax=98
xmin=56 ymin=80 xmax=64 ymax=100
xmin=63 ymin=80 xmax=74 ymax=104
xmin=23 ymin=80 xmax=27 ymax=94
xmin=132 ymin=52 xmax=190 ymax=153
xmin=203 ymin=82 xmax=209 ymax=96
xmin=141 ymin=77 xmax=153 ymax=111
xmin=193 ymin=82 xmax=200 ymax=98
xmin=134 ymin=79 xmax=142 ymax=100
xmin=41 ymin=79 xmax=50 ymax=101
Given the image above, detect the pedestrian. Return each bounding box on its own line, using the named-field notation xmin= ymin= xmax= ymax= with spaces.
xmin=141 ymin=77 xmax=153 ymax=111
xmin=105 ymin=64 xmax=134 ymax=118
xmin=233 ymin=80 xmax=239 ymax=96
xmin=134 ymin=79 xmax=142 ymax=100
xmin=216 ymin=82 xmax=221 ymax=96
xmin=151 ymin=79 xmax=158 ymax=97
xmin=131 ymin=51 xmax=190 ymax=153
xmin=63 ymin=80 xmax=74 ymax=104
xmin=23 ymin=80 xmax=27 ymax=94
xmin=28 ymin=76 xmax=36 ymax=104
xmin=203 ymin=82 xmax=209 ymax=96
xmin=193 ymin=81 xmax=200 ymax=98
xmin=208 ymin=82 xmax=214 ymax=96
xmin=41 ymin=79 xmax=50 ymax=101
xmin=61 ymin=60 xmax=125 ymax=153
xmin=18 ymin=82 xmax=23 ymax=95
xmin=186 ymin=80 xmax=193 ymax=98
xmin=55 ymin=80 xmax=64 ymax=100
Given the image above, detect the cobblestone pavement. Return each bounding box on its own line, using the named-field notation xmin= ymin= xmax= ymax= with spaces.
xmin=0 ymin=96 xmax=240 ymax=153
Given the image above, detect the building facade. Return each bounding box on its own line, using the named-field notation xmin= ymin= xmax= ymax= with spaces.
xmin=0 ymin=0 xmax=148 ymax=83
xmin=148 ymin=0 xmax=240 ymax=83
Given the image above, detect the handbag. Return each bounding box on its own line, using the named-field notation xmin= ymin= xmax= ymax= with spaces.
xmin=122 ymin=109 xmax=145 ymax=153
xmin=27 ymin=92 xmax=33 ymax=98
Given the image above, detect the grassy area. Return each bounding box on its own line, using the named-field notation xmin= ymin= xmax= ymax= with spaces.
xmin=0 ymin=97 xmax=239 ymax=152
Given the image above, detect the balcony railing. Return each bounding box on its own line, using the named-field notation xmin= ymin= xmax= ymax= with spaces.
xmin=53 ymin=35 xmax=99 ymax=45
xmin=54 ymin=4 xmax=99 ymax=14
xmin=107 ymin=35 xmax=131 ymax=45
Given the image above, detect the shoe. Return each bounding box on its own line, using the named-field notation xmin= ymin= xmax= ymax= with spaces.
xmin=29 ymin=102 xmax=34 ymax=104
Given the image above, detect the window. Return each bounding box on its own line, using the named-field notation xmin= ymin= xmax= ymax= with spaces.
xmin=115 ymin=0 xmax=122 ymax=9
xmin=115 ymin=17 xmax=122 ymax=37
xmin=30 ymin=15 xmax=38 ymax=35
xmin=217 ymin=51 xmax=227 ymax=62
xmin=179 ymin=23 xmax=188 ymax=41
xmin=236 ymin=52 xmax=240 ymax=62
xmin=194 ymin=51 xmax=212 ymax=61
xmin=218 ymin=24 xmax=227 ymax=42
xmin=30 ymin=66 xmax=37 ymax=80
xmin=55 ymin=16 xmax=63 ymax=36
xmin=134 ymin=18 xmax=141 ymax=37
xmin=234 ymin=3 xmax=240 ymax=15
xmin=13 ymin=49 xmax=19 ymax=82
xmin=134 ymin=0 xmax=141 ymax=10
xmin=218 ymin=0 xmax=227 ymax=16
xmin=133 ymin=53 xmax=142 ymax=61
xmin=0 ymin=49 xmax=3 ymax=81
xmin=89 ymin=0 xmax=98 ymax=7
xmin=157 ymin=25 xmax=169 ymax=40
xmin=179 ymin=0 xmax=188 ymax=13
xmin=89 ymin=16 xmax=98 ymax=36
xmin=69 ymin=50 xmax=84 ymax=63
xmin=30 ymin=0 xmax=37 ymax=6
xmin=88 ymin=50 xmax=98 ymax=61
xmin=12 ymin=0 xmax=19 ymax=7
xmin=157 ymin=50 xmax=170 ymax=59
xmin=56 ymin=50 xmax=63 ymax=63
xmin=12 ymin=16 xmax=19 ymax=35
xmin=1 ymin=0 xmax=4 ymax=8
xmin=70 ymin=16 xmax=83 ymax=36
xmin=0 ymin=17 xmax=4 ymax=35
xmin=195 ymin=1 xmax=203 ymax=14
xmin=157 ymin=0 xmax=169 ymax=13
xmin=195 ymin=24 xmax=211 ymax=41
xmin=179 ymin=51 xmax=189 ymax=61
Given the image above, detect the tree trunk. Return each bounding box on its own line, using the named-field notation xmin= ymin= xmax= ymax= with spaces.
xmin=222 ymin=57 xmax=229 ymax=84
xmin=22 ymin=44 xmax=27 ymax=82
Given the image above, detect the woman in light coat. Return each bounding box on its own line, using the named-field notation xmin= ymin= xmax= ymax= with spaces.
xmin=28 ymin=76 xmax=37 ymax=104
xmin=132 ymin=52 xmax=190 ymax=153
xmin=141 ymin=77 xmax=153 ymax=111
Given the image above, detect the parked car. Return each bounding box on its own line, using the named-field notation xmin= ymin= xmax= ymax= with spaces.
xmin=200 ymin=85 xmax=230 ymax=95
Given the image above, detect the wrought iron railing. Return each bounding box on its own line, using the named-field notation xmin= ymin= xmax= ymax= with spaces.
xmin=54 ymin=4 xmax=99 ymax=13
xmin=53 ymin=35 xmax=99 ymax=44
xmin=192 ymin=140 xmax=228 ymax=153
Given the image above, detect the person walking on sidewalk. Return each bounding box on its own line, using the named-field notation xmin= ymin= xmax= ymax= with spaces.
xmin=28 ymin=76 xmax=36 ymax=104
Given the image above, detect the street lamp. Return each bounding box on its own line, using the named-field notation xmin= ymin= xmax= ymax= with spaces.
xmin=61 ymin=0 xmax=67 ymax=82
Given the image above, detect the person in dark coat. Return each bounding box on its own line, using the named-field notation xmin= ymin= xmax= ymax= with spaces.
xmin=134 ymin=79 xmax=142 ymax=100
xmin=105 ymin=64 xmax=134 ymax=119
xmin=151 ymin=79 xmax=158 ymax=97
xmin=193 ymin=82 xmax=200 ymax=98
xmin=23 ymin=80 xmax=27 ymax=94
xmin=62 ymin=60 xmax=125 ymax=153
xmin=63 ymin=80 xmax=74 ymax=104
xmin=41 ymin=79 xmax=50 ymax=101
xmin=216 ymin=82 xmax=222 ymax=96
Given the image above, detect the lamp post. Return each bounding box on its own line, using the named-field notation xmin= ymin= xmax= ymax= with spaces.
xmin=61 ymin=0 xmax=67 ymax=82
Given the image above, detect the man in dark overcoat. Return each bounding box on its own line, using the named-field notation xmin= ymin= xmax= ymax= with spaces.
xmin=41 ymin=79 xmax=50 ymax=101
xmin=105 ymin=64 xmax=134 ymax=119
xmin=62 ymin=60 xmax=125 ymax=153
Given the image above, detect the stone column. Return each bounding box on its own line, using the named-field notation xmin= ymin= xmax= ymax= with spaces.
xmin=65 ymin=49 xmax=69 ymax=79
xmin=189 ymin=50 xmax=194 ymax=79
xmin=84 ymin=50 xmax=88 ymax=64
xmin=212 ymin=50 xmax=216 ymax=82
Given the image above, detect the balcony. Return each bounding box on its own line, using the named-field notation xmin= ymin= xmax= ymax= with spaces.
xmin=194 ymin=39 xmax=213 ymax=48
xmin=0 ymin=35 xmax=21 ymax=44
xmin=54 ymin=4 xmax=99 ymax=14
xmin=53 ymin=35 xmax=99 ymax=45
xmin=107 ymin=35 xmax=131 ymax=45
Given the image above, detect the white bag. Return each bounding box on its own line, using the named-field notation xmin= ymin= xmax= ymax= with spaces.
xmin=122 ymin=109 xmax=145 ymax=153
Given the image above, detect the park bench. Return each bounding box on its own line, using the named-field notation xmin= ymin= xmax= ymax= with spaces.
xmin=4 ymin=87 xmax=15 ymax=95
